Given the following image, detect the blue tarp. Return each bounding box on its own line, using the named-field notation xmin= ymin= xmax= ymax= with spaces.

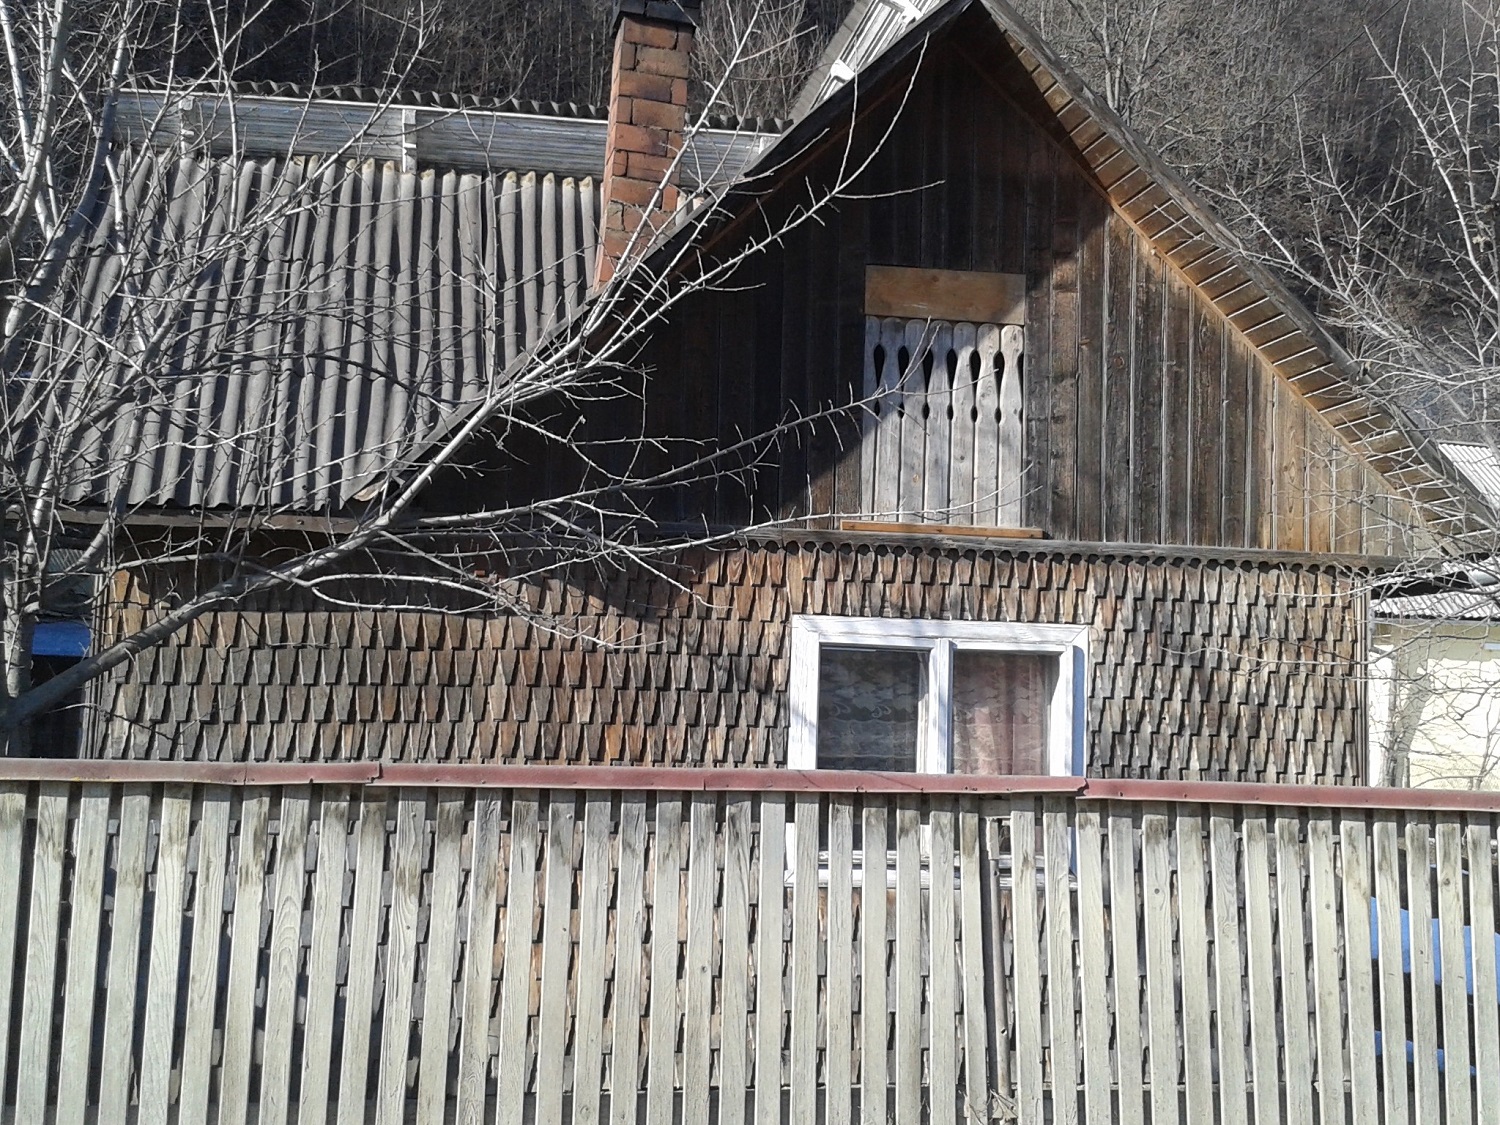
xmin=30 ymin=621 xmax=89 ymax=659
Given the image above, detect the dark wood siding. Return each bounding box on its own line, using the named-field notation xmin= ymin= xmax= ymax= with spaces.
xmin=93 ymin=540 xmax=1367 ymax=782
xmin=486 ymin=16 xmax=1425 ymax=556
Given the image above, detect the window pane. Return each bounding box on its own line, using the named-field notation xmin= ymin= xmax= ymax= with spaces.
xmin=951 ymin=651 xmax=1055 ymax=774
xmin=816 ymin=646 xmax=924 ymax=771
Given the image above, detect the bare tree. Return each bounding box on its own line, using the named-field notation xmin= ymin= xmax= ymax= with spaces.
xmin=0 ymin=0 xmax=895 ymax=754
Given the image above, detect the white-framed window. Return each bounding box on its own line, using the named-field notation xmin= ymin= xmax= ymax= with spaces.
xmin=788 ymin=616 xmax=1088 ymax=777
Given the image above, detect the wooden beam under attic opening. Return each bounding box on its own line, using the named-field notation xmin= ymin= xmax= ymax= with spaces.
xmin=865 ymin=265 xmax=1027 ymax=324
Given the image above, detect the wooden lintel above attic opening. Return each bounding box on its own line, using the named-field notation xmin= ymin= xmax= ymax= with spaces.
xmin=865 ymin=265 xmax=1027 ymax=325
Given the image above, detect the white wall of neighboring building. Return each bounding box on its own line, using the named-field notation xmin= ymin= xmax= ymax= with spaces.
xmin=1369 ymin=619 xmax=1500 ymax=789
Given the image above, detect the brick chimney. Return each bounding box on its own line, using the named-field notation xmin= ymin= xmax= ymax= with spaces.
xmin=596 ymin=0 xmax=700 ymax=285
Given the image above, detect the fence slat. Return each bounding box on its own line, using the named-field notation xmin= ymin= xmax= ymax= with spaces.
xmin=645 ymin=796 xmax=684 ymax=1125
xmin=54 ymin=785 xmax=111 ymax=1125
xmin=719 ymin=796 xmax=753 ymax=1125
xmin=1043 ymin=801 xmax=1078 ymax=1125
xmin=572 ymin=793 xmax=614 ymax=1125
xmin=1074 ymin=808 xmax=1110 ymax=1125
xmin=335 ymin=793 xmax=388 ymax=1125
xmin=418 ymin=793 xmax=467 ymax=1121
xmin=612 ymin=795 xmax=649 ymax=1125
xmin=825 ymin=797 xmax=854 ymax=1125
xmin=536 ymin=796 xmax=578 ymax=1125
xmin=224 ymin=790 xmax=272 ymax=1125
xmin=138 ymin=786 xmax=192 ymax=1123
xmin=97 ymin=786 xmax=150 ymax=1117
xmin=457 ymin=793 xmax=503 ymax=1125
xmin=1307 ymin=811 xmax=1348 ymax=1125
xmin=1176 ymin=809 xmax=1213 ymax=1125
xmin=1274 ymin=813 xmax=1313 ymax=1125
xmin=1242 ymin=814 xmax=1281 ymax=1125
xmin=753 ymin=795 xmax=786 ymax=1125
xmin=1469 ymin=820 xmax=1500 ymax=1123
xmin=178 ymin=790 xmax=232 ymax=1123
xmin=1373 ymin=815 xmax=1411 ymax=1125
xmin=16 ymin=784 xmax=68 ymax=1124
xmin=1339 ymin=816 xmax=1378 ymax=1125
xmin=0 ymin=787 xmax=25 ymax=1113
xmin=930 ymin=806 xmax=959 ymax=1125
xmin=790 ymin=794 xmax=820 ymax=1123
xmin=376 ymin=790 xmax=427 ymax=1125
xmin=682 ymin=794 xmax=718 ymax=1125
xmin=495 ymin=792 xmax=537 ymax=1125
xmin=262 ymin=788 xmax=313 ymax=1125
xmin=859 ymin=802 xmax=889 ymax=1125
xmin=1107 ymin=809 xmax=1144 ymax=1125
xmin=1436 ymin=817 xmax=1474 ymax=1125
xmin=1011 ymin=800 xmax=1043 ymax=1124
xmin=1210 ymin=812 xmax=1248 ymax=1125
xmin=300 ymin=792 xmax=352 ymax=1125
xmin=1142 ymin=808 xmax=1178 ymax=1125
xmin=958 ymin=805 xmax=992 ymax=1125
xmin=1406 ymin=818 xmax=1441 ymax=1124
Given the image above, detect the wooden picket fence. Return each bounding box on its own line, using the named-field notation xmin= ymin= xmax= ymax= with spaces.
xmin=0 ymin=763 xmax=1498 ymax=1123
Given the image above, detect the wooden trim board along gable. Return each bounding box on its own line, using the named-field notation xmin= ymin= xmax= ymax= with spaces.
xmin=864 ymin=266 xmax=1026 ymax=324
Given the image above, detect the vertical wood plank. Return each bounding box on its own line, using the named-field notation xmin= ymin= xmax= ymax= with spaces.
xmin=1210 ymin=812 xmax=1249 ymax=1125
xmin=261 ymin=789 xmax=313 ymax=1125
xmin=299 ymin=790 xmax=351 ymax=1125
xmin=718 ymin=797 xmax=753 ymax=1125
xmin=929 ymin=805 xmax=959 ymax=1125
xmin=572 ymin=794 xmax=614 ymax=1125
xmin=859 ymin=803 xmax=889 ymax=1125
xmin=376 ymin=790 xmax=427 ymax=1125
xmin=138 ymin=785 xmax=191 ymax=1123
xmin=825 ymin=797 xmax=854 ymax=1125
xmin=1274 ymin=813 xmax=1313 ymax=1125
xmin=958 ymin=806 xmax=991 ymax=1125
xmin=16 ymin=784 xmax=69 ymax=1124
xmin=223 ymin=790 xmax=272 ymax=1125
xmin=923 ymin=322 xmax=954 ymax=521
xmin=456 ymin=793 xmax=503 ymax=1125
xmin=1011 ymin=801 xmax=1043 ymax=1125
xmin=1435 ymin=817 xmax=1474 ymax=1124
xmin=998 ymin=325 xmax=1025 ymax=526
xmin=753 ymin=796 xmax=787 ymax=1125
xmin=645 ymin=796 xmax=684 ymax=1125
xmin=97 ymin=786 xmax=150 ymax=1118
xmin=894 ymin=802 xmax=924 ymax=1125
xmin=1242 ymin=814 xmax=1281 ymax=1125
xmin=331 ymin=794 xmax=386 ymax=1125
xmin=682 ymin=794 xmax=718 ymax=1125
xmin=1075 ymin=808 xmax=1111 ymax=1125
xmin=1306 ymin=811 xmax=1348 ymax=1125
xmin=1043 ymin=801 xmax=1078 ymax=1125
xmin=898 ymin=319 xmax=930 ymax=518
xmin=178 ymin=789 xmax=232 ymax=1124
xmin=1141 ymin=808 xmax=1178 ymax=1125
xmin=790 ymin=795 xmax=822 ymax=1123
xmin=1468 ymin=819 xmax=1500 ymax=1122
xmin=973 ymin=324 xmax=1001 ymax=525
xmin=1108 ymin=809 xmax=1145 ymax=1125
xmin=1176 ymin=810 xmax=1214 ymax=1125
xmin=611 ymin=795 xmax=649 ymax=1125
xmin=1406 ymin=819 xmax=1441 ymax=1124
xmin=1373 ymin=816 xmax=1411 ymax=1125
xmin=0 ymin=786 xmax=25 ymax=1113
xmin=417 ymin=793 xmax=467 ymax=1122
xmin=1340 ymin=817 xmax=1379 ymax=1125
xmin=495 ymin=792 xmax=538 ymax=1125
xmin=536 ymin=797 xmax=579 ymax=1125
xmin=54 ymin=785 xmax=110 ymax=1125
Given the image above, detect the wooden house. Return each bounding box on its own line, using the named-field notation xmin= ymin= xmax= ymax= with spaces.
xmin=13 ymin=3 xmax=1500 ymax=1123
xmin=44 ymin=0 xmax=1489 ymax=784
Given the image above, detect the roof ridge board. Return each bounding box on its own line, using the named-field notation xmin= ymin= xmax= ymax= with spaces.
xmin=113 ymin=90 xmax=779 ymax=187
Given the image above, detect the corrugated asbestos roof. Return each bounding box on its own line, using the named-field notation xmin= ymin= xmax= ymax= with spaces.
xmin=34 ymin=145 xmax=599 ymax=511
xmin=774 ymin=0 xmax=1491 ymax=540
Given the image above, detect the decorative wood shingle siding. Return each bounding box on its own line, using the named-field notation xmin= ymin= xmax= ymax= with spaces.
xmin=529 ymin=16 xmax=1425 ymax=556
xmin=92 ymin=540 xmax=1366 ymax=782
